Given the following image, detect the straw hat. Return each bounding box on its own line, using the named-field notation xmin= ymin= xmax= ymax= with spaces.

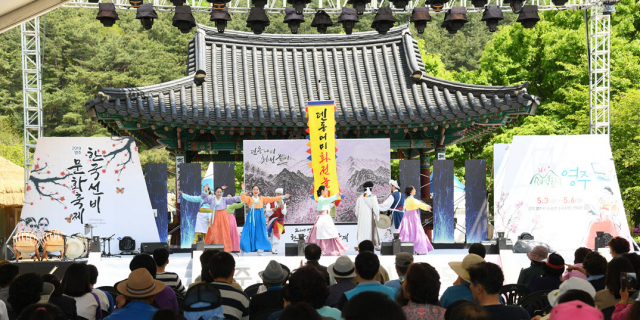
xmin=328 ymin=256 xmax=357 ymax=279
xmin=448 ymin=254 xmax=484 ymax=282
xmin=116 ymin=268 xmax=166 ymax=298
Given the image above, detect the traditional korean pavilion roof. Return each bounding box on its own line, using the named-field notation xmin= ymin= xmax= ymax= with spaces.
xmin=85 ymin=23 xmax=540 ymax=160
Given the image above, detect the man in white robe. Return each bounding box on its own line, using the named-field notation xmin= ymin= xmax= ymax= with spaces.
xmin=355 ymin=182 xmax=381 ymax=246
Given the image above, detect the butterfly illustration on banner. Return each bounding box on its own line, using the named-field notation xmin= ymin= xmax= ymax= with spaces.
xmin=64 ymin=214 xmax=72 ymax=223
xmin=116 ymin=187 xmax=125 ymax=194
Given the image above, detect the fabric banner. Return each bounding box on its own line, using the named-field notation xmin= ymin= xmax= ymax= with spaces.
xmin=144 ymin=163 xmax=169 ymax=243
xmin=494 ymin=135 xmax=633 ymax=250
xmin=178 ymin=163 xmax=201 ymax=248
xmin=433 ymin=160 xmax=455 ymax=243
xmin=465 ymin=159 xmax=487 ymax=243
xmin=20 ymin=137 xmax=160 ymax=253
xmin=306 ymin=101 xmax=340 ymax=202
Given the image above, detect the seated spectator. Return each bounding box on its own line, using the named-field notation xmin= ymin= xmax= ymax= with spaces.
xmin=339 ymin=251 xmax=397 ymax=309
xmin=326 ymin=256 xmax=357 ymax=308
xmin=444 ymin=300 xmax=491 ymax=320
xmin=61 ymin=263 xmax=101 ymax=320
xmin=0 ymin=299 xmax=7 ymax=320
xmin=182 ymin=283 xmax=225 ymax=320
xmin=385 ymin=253 xmax=413 ymax=292
xmin=548 ymin=278 xmax=597 ymax=308
xmin=607 ymin=237 xmax=630 ymax=258
xmin=124 ymin=254 xmax=179 ymax=313
xmin=357 ymin=240 xmax=390 ymax=284
xmin=517 ymin=246 xmax=549 ymax=285
xmin=305 ymin=244 xmax=332 ymax=286
xmin=249 ymin=260 xmax=288 ymax=318
xmin=17 ymin=303 xmax=66 ymax=320
xmin=8 ymin=273 xmax=45 ymax=320
xmin=439 ymin=254 xmax=484 ymax=308
xmin=397 ymin=263 xmax=445 ymax=320
xmin=468 ymin=243 xmax=486 ymax=259
xmin=526 ymin=253 xmax=565 ymax=293
xmin=563 ymin=247 xmax=591 ymax=281
xmin=41 ymin=274 xmax=78 ymax=320
xmin=152 ymin=309 xmax=187 ymax=320
xmin=0 ymin=263 xmax=19 ymax=307
xmin=153 ymin=248 xmax=187 ymax=297
xmin=622 ymin=253 xmax=640 ymax=278
xmin=268 ymin=265 xmax=341 ymax=320
xmin=582 ymin=252 xmax=608 ymax=292
xmin=106 ymin=268 xmax=165 ymax=320
xmin=533 ymin=289 xmax=598 ymax=320
xmin=342 ymin=291 xmax=406 ymax=320
xmin=88 ymin=264 xmax=113 ymax=313
xmin=468 ymin=262 xmax=530 ymax=320
xmin=208 ymin=252 xmax=249 ymax=320
xmin=595 ymin=256 xmax=635 ymax=311
xmin=278 ymin=303 xmax=325 ymax=320
xmin=191 ymin=249 xmax=243 ymax=291
xmin=547 ymin=301 xmax=603 ymax=320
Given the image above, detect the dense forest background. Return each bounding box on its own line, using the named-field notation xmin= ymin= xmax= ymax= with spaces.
xmin=0 ymin=1 xmax=638 ymax=228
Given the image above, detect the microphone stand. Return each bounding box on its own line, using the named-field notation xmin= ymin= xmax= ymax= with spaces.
xmin=100 ymin=234 xmax=120 ymax=258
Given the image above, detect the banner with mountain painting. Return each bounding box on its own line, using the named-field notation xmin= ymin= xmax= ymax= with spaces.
xmin=494 ymin=135 xmax=633 ymax=251
xmin=243 ymin=139 xmax=391 ymax=224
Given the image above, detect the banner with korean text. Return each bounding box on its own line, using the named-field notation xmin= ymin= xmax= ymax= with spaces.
xmin=306 ymin=101 xmax=341 ymax=202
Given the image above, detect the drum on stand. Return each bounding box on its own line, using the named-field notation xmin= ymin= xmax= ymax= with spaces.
xmin=12 ymin=232 xmax=40 ymax=261
xmin=66 ymin=238 xmax=86 ymax=259
xmin=41 ymin=230 xmax=66 ymax=261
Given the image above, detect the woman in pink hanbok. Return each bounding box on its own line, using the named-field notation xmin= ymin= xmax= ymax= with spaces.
xmin=398 ymin=186 xmax=434 ymax=255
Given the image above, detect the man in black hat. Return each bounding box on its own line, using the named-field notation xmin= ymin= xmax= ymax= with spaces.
xmin=248 ymin=260 xmax=289 ymax=318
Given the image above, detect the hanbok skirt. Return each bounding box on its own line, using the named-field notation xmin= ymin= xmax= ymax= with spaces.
xmin=240 ymin=208 xmax=272 ymax=253
xmin=228 ymin=213 xmax=241 ymax=252
xmin=398 ymin=209 xmax=434 ymax=254
xmin=205 ymin=209 xmax=233 ymax=252
xmin=307 ymin=211 xmax=349 ymax=256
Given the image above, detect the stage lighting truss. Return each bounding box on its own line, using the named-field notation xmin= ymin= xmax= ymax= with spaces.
xmin=136 ymin=3 xmax=159 ymax=29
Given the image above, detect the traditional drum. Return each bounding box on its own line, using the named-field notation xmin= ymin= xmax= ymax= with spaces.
xmin=41 ymin=229 xmax=66 ymax=260
xmin=65 ymin=238 xmax=86 ymax=259
xmin=12 ymin=232 xmax=40 ymax=261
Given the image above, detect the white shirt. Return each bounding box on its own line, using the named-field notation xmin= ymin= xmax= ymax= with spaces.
xmin=379 ymin=191 xmax=399 ymax=212
xmin=92 ymin=289 xmax=111 ymax=311
xmin=69 ymin=292 xmax=99 ymax=320
xmin=265 ymin=201 xmax=287 ymax=217
xmin=0 ymin=300 xmax=8 ymax=320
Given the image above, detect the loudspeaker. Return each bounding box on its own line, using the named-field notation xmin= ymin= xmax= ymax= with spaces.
xmin=285 ymin=243 xmax=299 ymax=256
xmin=140 ymin=242 xmax=169 ymax=254
xmin=381 ymin=241 xmax=414 ymax=255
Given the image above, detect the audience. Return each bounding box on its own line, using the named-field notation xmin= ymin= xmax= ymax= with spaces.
xmin=207 ymin=252 xmax=249 ymax=320
xmin=385 ymin=253 xmax=413 ymax=292
xmin=61 ymin=263 xmax=101 ymax=320
xmin=182 ymin=283 xmax=225 ymax=320
xmin=357 ymin=240 xmax=390 ymax=284
xmin=547 ymin=278 xmax=597 ymax=308
xmin=468 ymin=262 xmax=530 ymax=320
xmin=594 ymin=256 xmax=635 ymax=311
xmin=106 ymin=268 xmax=165 ymax=320
xmin=547 ymin=301 xmax=603 ymax=320
xmin=526 ymin=253 xmax=565 ymax=293
xmin=193 ymin=249 xmax=243 ymax=291
xmin=342 ymin=291 xmax=406 ymax=320
xmin=444 ymin=300 xmax=491 ymax=320
xmin=607 ymin=237 xmax=630 ymax=258
xmin=249 ymin=261 xmax=288 ymax=318
xmin=126 ymin=254 xmax=179 ymax=313
xmin=152 ymin=309 xmax=187 ymax=320
xmin=0 ymin=299 xmax=7 ymax=320
xmin=563 ymin=247 xmax=591 ymax=280
xmin=517 ymin=245 xmax=549 ymax=285
xmin=582 ymin=252 xmax=608 ymax=291
xmin=17 ymin=303 xmax=67 ymax=320
xmin=41 ymin=274 xmax=78 ymax=320
xmin=397 ymin=262 xmax=445 ymax=320
xmin=440 ymin=254 xmax=484 ymax=308
xmin=325 ymin=256 xmax=357 ymax=308
xmin=88 ymin=264 xmax=113 ymax=314
xmin=622 ymin=253 xmax=640 ymax=278
xmin=269 ymin=265 xmax=341 ymax=320
xmin=304 ymin=244 xmax=332 ymax=286
xmin=153 ymin=248 xmax=187 ymax=297
xmin=8 ymin=273 xmax=44 ymax=320
xmin=339 ymin=251 xmax=397 ymax=309
xmin=468 ymin=243 xmax=486 ymax=259
xmin=278 ymin=303 xmax=324 ymax=320
xmin=0 ymin=263 xmax=18 ymax=307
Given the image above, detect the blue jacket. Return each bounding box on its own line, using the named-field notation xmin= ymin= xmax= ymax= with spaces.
xmin=104 ymin=301 xmax=157 ymax=320
xmin=344 ymin=282 xmax=397 ymax=301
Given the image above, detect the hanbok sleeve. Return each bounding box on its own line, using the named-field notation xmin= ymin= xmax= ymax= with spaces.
xmin=181 ymin=193 xmax=204 ymax=204
xmin=379 ymin=194 xmax=394 ymax=211
xmin=261 ymin=196 xmax=283 ymax=205
xmin=240 ymin=192 xmax=251 ymax=204
xmin=415 ymin=198 xmax=432 ymax=211
xmin=282 ymin=203 xmax=287 ymax=215
xmin=265 ymin=203 xmax=274 ymax=217
xmin=371 ymin=196 xmax=380 ymax=219
xmin=226 ymin=202 xmax=244 ymax=213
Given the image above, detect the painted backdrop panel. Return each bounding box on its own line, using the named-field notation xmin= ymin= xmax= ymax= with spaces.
xmin=144 ymin=163 xmax=168 ymax=243
xmin=465 ymin=159 xmax=487 ymax=243
xmin=214 ymin=163 xmax=236 ymax=196
xmin=178 ymin=163 xmax=201 ymax=248
xmin=433 ymin=160 xmax=454 ymax=243
xmin=399 ymin=160 xmax=421 ymax=199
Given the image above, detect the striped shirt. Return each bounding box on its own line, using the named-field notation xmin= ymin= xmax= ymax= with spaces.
xmin=210 ymin=282 xmax=249 ymax=320
xmin=156 ymin=272 xmax=187 ymax=295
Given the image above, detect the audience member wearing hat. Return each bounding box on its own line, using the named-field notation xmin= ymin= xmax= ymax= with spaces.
xmin=41 ymin=274 xmax=78 ymax=320
xmin=468 ymin=262 xmax=530 ymax=320
xmin=517 ymin=245 xmax=549 ymax=285
xmin=440 ymin=254 xmax=485 ymax=308
xmin=527 ymin=253 xmax=565 ymax=293
xmin=533 ymin=286 xmax=597 ymax=320
xmin=183 ymin=283 xmax=225 ymax=320
xmin=548 ymin=278 xmax=597 ymax=308
xmin=123 ymin=254 xmax=179 ymax=313
xmin=548 ymin=301 xmax=603 ymax=320
xmin=326 ymin=256 xmax=358 ymax=308
xmin=398 ymin=263 xmax=445 ymax=320
xmin=106 ymin=268 xmax=166 ymax=320
xmin=249 ymin=261 xmax=289 ymax=317
xmin=385 ymin=253 xmax=414 ymax=292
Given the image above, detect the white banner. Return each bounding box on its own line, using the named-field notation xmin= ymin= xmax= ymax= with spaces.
xmin=20 ymin=137 xmax=160 ymax=253
xmin=494 ymin=135 xmax=632 ymax=250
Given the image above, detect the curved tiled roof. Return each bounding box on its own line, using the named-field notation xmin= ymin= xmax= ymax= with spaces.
xmin=86 ymin=23 xmax=539 ymax=130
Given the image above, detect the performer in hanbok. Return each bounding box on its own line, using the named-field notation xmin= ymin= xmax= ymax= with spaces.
xmin=264 ymin=188 xmax=287 ymax=254
xmin=179 ymin=184 xmax=242 ymax=251
xmin=379 ymin=180 xmax=406 ymax=234
xmin=181 ymin=186 xmax=222 ymax=244
xmin=354 ymin=181 xmax=381 ymax=246
xmin=399 ymin=186 xmax=434 ymax=254
xmin=240 ymin=183 xmax=290 ymax=255
xmin=307 ymin=186 xmax=349 ymax=256
xmin=226 ymin=196 xmax=245 ymax=252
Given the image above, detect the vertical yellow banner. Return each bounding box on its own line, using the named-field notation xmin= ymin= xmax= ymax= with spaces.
xmin=306 ymin=101 xmax=340 ymax=203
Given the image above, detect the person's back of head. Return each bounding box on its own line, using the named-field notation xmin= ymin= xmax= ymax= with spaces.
xmin=61 ymin=263 xmax=91 ymax=297
xmin=556 ymin=289 xmax=595 ymax=306
xmin=279 ymin=302 xmax=323 ymax=320
xmin=130 ymin=253 xmax=158 ymax=278
xmin=283 ymin=265 xmax=328 ymax=309
xmin=444 ymin=300 xmax=491 ymax=320
xmin=0 ymin=262 xmax=19 ymax=288
xmin=607 ymin=237 xmax=630 ymax=256
xmin=574 ymin=247 xmax=592 ymax=264
xmin=582 ymin=252 xmax=607 ymax=276
xmin=343 ymin=291 xmax=406 ymax=320
xmin=355 ymin=251 xmax=380 ymax=281
xmin=41 ymin=274 xmax=63 ymax=297
xmin=468 ymin=243 xmax=486 ymax=259
xmin=17 ymin=303 xmax=66 ymax=320
xmin=304 ymin=243 xmax=322 ymax=262
xmin=183 ymin=283 xmax=225 ymax=320
xmin=401 ymin=263 xmax=440 ymax=306
xmin=468 ymin=262 xmax=504 ymax=297
xmin=358 ymin=240 xmax=375 ymax=253
xmin=209 ymin=252 xmax=235 ymax=280
xmin=153 ymin=248 xmax=171 ymax=268
xmin=200 ymin=249 xmax=221 ymax=283
xmin=543 ymin=253 xmax=566 ymax=278
xmin=87 ymin=264 xmax=99 ymax=286
xmin=605 ymin=256 xmax=634 ymax=298
xmin=622 ymin=253 xmax=640 ymax=275
xmin=9 ymin=273 xmax=44 ymax=315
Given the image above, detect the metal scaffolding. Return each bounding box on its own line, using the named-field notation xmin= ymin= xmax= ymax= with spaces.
xmin=21 ymin=18 xmax=44 ymax=187
xmin=589 ymin=5 xmax=611 ymax=136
